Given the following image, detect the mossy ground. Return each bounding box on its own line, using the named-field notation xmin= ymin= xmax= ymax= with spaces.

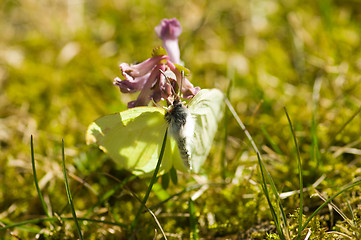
xmin=1 ymin=0 xmax=361 ymax=239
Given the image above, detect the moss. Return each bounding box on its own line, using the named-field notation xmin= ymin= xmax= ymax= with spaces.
xmin=1 ymin=0 xmax=361 ymax=238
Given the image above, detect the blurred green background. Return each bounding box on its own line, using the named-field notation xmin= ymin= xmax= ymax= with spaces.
xmin=1 ymin=0 xmax=361 ymax=239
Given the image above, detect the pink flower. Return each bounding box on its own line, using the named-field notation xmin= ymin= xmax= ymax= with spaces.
xmin=155 ymin=18 xmax=182 ymax=64
xmin=113 ymin=55 xmax=167 ymax=93
xmin=114 ymin=53 xmax=199 ymax=108
xmin=113 ymin=19 xmax=200 ymax=108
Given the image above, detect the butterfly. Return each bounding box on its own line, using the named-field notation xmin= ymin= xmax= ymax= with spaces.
xmin=86 ymin=88 xmax=224 ymax=176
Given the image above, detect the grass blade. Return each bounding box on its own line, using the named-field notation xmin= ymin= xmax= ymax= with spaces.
xmin=226 ymin=99 xmax=288 ymax=239
xmin=310 ymin=115 xmax=321 ymax=166
xmin=311 ymin=77 xmax=322 ymax=166
xmin=260 ymin=125 xmax=284 ymax=156
xmin=314 ymin=190 xmax=353 ymax=226
xmin=147 ymin=183 xmax=205 ymax=211
xmin=126 ymin=188 xmax=168 ymax=240
xmin=257 ymin=152 xmax=284 ymax=239
xmin=301 ymin=180 xmax=361 ymax=232
xmin=326 ymin=106 xmax=361 ymax=151
xmin=83 ymin=175 xmax=136 ymax=218
xmin=220 ymin=78 xmax=232 ymax=179
xmin=0 ymin=216 xmax=128 ymax=232
xmin=284 ymin=108 xmax=303 ymax=239
xmin=130 ymin=129 xmax=168 ymax=235
xmin=61 ymin=139 xmax=83 ymax=240
xmin=188 ymin=198 xmax=199 ymax=240
xmin=30 ymin=135 xmax=51 ymax=220
xmin=343 ymin=192 xmax=356 ymax=227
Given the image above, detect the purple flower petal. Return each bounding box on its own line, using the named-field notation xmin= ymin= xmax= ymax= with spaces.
xmin=155 ymin=18 xmax=182 ymax=64
xmin=120 ymin=55 xmax=167 ymax=78
xmin=155 ymin=18 xmax=182 ymax=40
xmin=113 ymin=74 xmax=150 ymax=93
xmin=131 ymin=63 xmax=163 ymax=107
xmin=114 ymin=55 xmax=169 ymax=93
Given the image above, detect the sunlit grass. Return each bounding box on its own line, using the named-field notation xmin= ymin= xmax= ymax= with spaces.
xmin=1 ymin=0 xmax=361 ymax=239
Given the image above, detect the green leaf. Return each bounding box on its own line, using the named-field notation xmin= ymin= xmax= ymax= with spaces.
xmin=161 ymin=172 xmax=170 ymax=189
xmin=169 ymin=167 xmax=178 ymax=185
